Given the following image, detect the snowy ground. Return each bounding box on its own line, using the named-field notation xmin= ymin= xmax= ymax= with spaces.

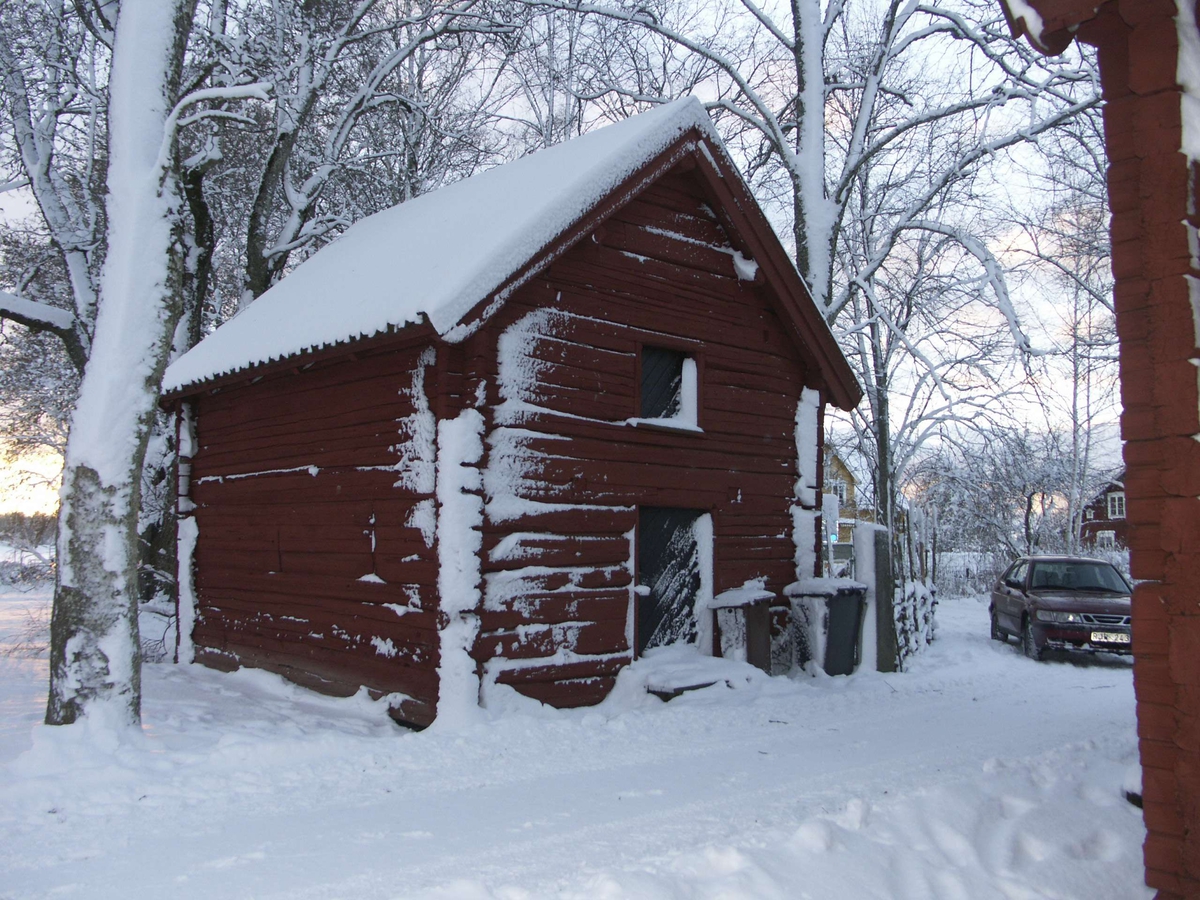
xmin=0 ymin=589 xmax=1150 ymax=900
xmin=0 ymin=546 xmax=51 ymax=765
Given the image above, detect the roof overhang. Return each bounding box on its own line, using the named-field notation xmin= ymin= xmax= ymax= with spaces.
xmin=998 ymin=0 xmax=1102 ymax=55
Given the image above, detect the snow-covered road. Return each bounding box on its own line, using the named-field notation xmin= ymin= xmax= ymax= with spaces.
xmin=0 ymin=592 xmax=1150 ymax=899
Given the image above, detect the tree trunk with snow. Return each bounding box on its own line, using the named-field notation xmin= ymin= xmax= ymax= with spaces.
xmin=46 ymin=0 xmax=195 ymax=727
xmin=788 ymin=0 xmax=834 ymax=306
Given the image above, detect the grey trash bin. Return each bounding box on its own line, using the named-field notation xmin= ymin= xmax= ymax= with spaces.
xmin=788 ymin=582 xmax=868 ymax=675
xmin=823 ymin=586 xmax=867 ymax=676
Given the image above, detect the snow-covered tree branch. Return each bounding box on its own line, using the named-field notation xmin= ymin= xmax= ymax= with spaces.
xmin=0 ymin=290 xmax=87 ymax=372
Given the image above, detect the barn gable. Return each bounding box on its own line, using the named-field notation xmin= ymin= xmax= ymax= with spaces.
xmin=472 ymin=167 xmax=827 ymax=705
xmin=166 ymin=99 xmax=861 ymax=727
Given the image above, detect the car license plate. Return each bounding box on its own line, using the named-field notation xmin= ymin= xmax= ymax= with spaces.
xmin=1091 ymin=631 xmax=1130 ymax=644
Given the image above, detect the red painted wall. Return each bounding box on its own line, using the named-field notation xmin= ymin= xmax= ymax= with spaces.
xmin=473 ymin=168 xmax=813 ymax=704
xmin=184 ymin=342 xmax=441 ymax=727
xmin=1014 ymin=1 xmax=1200 ymax=895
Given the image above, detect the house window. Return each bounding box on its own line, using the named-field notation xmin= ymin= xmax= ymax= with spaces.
xmin=1096 ymin=530 xmax=1116 ymax=550
xmin=1107 ymin=492 xmax=1126 ymax=520
xmin=638 ymin=346 xmax=698 ymax=427
xmin=1084 ymin=509 xmax=1094 ymax=520
xmin=830 ymin=478 xmax=847 ymax=504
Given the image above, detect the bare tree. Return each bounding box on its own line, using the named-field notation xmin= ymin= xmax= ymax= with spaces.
xmin=0 ymin=226 xmax=78 ymax=464
xmin=0 ymin=0 xmax=550 ymax=726
xmin=914 ymin=425 xmax=1108 ymax=563
xmin=233 ymin=0 xmax=517 ymax=304
xmin=0 ymin=3 xmax=107 ymax=373
xmin=517 ymin=0 xmax=1099 ymax=555
xmin=1 ymin=0 xmax=271 ymax=727
xmin=1001 ymin=101 xmax=1116 ymax=555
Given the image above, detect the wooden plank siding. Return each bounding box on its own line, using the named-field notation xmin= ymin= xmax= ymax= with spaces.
xmin=185 ymin=344 xmax=440 ymax=726
xmin=475 ymin=169 xmax=814 ymax=707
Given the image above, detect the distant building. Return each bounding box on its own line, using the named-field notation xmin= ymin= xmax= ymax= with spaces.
xmin=1079 ymin=472 xmax=1126 ymax=551
xmin=823 ymin=446 xmax=874 ymax=544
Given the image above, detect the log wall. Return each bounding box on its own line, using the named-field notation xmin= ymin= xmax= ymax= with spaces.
xmin=474 ymin=168 xmax=819 ymax=706
xmin=184 ymin=342 xmax=440 ymax=726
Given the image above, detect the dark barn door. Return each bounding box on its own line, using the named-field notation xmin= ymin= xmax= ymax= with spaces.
xmin=637 ymin=507 xmax=703 ymax=655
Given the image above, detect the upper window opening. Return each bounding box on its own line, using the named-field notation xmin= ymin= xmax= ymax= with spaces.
xmin=638 ymin=346 xmax=698 ymax=427
xmin=641 ymin=347 xmax=685 ymax=418
xmin=830 ymin=478 xmax=847 ymax=504
xmin=1107 ymin=492 xmax=1126 ymax=520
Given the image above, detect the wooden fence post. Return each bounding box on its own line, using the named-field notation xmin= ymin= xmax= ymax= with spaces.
xmin=874 ymin=528 xmax=897 ymax=673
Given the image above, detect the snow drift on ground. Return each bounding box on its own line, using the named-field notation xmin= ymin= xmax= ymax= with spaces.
xmin=0 ymin=586 xmax=1150 ymax=899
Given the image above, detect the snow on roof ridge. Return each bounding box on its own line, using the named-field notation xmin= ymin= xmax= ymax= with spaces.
xmin=164 ymin=97 xmax=718 ymax=393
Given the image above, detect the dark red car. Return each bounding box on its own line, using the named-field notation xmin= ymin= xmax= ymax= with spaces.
xmin=989 ymin=556 xmax=1132 ymax=659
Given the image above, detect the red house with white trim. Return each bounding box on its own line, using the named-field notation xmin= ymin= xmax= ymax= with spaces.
xmin=1080 ymin=472 xmax=1129 ymax=550
xmin=164 ymin=98 xmax=861 ymax=729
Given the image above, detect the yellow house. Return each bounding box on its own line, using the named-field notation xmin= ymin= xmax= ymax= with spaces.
xmin=823 ymin=445 xmax=873 ymax=544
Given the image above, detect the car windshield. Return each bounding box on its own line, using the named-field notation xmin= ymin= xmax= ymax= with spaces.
xmin=1028 ymin=561 xmax=1129 ymax=593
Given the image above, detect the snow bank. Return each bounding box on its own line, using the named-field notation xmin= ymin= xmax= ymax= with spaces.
xmin=163 ymin=98 xmax=720 ymax=392
xmin=601 ymin=643 xmax=768 ymax=706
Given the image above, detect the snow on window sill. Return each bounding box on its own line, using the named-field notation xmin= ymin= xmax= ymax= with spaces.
xmin=625 ymin=416 xmax=704 ymax=434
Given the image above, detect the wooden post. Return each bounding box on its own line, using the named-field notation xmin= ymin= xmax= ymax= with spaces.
xmin=874 ymin=528 xmax=897 ymax=673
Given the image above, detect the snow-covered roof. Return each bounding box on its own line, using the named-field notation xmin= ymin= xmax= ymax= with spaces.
xmin=164 ymin=98 xmax=720 ymax=393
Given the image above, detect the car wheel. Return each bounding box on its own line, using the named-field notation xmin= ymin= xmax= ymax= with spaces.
xmin=1022 ymin=616 xmax=1043 ymax=661
xmin=990 ymin=609 xmax=1007 ymax=643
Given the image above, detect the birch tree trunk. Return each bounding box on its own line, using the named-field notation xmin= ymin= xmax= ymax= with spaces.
xmin=789 ymin=0 xmax=834 ymax=307
xmin=46 ymin=0 xmax=195 ymax=728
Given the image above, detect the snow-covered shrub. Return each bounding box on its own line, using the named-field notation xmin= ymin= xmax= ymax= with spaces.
xmin=1091 ymin=546 xmax=1131 ymax=580
xmin=0 ymin=513 xmax=55 ymax=584
xmin=934 ymin=550 xmax=1006 ymax=597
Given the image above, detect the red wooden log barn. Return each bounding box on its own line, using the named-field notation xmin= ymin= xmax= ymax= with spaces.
xmin=163 ymin=99 xmax=862 ymax=731
xmin=1005 ymin=1 xmax=1200 ymax=896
